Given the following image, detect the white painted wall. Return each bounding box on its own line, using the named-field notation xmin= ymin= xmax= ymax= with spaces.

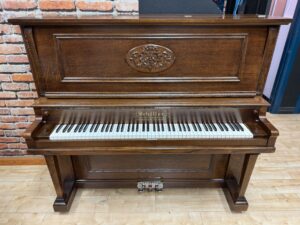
xmin=263 ymin=0 xmax=298 ymax=98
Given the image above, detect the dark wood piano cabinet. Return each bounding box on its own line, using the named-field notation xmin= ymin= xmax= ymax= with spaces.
xmin=9 ymin=15 xmax=291 ymax=212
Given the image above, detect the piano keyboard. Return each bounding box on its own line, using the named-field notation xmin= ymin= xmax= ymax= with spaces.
xmin=49 ymin=120 xmax=253 ymax=140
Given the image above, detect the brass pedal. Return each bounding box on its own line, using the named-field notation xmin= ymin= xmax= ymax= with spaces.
xmin=137 ymin=180 xmax=163 ymax=192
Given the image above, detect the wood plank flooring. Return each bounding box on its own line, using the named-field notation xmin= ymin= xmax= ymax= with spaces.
xmin=0 ymin=114 xmax=300 ymax=225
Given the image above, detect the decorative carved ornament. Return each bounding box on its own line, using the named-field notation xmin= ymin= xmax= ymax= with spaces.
xmin=126 ymin=44 xmax=175 ymax=73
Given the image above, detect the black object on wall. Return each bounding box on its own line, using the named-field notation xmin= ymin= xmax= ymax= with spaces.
xmin=226 ymin=0 xmax=272 ymax=14
xmin=139 ymin=0 xmax=222 ymax=14
xmin=139 ymin=0 xmax=271 ymax=15
xmin=269 ymin=1 xmax=300 ymax=113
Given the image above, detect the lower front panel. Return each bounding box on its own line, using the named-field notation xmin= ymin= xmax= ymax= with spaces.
xmin=72 ymin=154 xmax=229 ymax=186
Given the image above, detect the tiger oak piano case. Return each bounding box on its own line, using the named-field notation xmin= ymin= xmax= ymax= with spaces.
xmin=9 ymin=15 xmax=291 ymax=212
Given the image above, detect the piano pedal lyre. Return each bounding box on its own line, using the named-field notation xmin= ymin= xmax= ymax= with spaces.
xmin=137 ymin=179 xmax=164 ymax=192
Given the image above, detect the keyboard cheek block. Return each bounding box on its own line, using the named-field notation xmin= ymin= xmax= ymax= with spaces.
xmin=10 ymin=15 xmax=290 ymax=212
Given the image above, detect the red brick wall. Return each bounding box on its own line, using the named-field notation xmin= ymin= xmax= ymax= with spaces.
xmin=0 ymin=0 xmax=138 ymax=156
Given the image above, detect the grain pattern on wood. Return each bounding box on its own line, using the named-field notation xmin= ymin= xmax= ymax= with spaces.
xmin=11 ymin=15 xmax=291 ymax=212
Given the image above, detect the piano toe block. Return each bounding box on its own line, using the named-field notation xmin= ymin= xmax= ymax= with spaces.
xmin=53 ymin=183 xmax=77 ymax=212
xmin=223 ymin=178 xmax=248 ymax=212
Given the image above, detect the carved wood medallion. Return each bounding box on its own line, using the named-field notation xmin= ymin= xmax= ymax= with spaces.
xmin=126 ymin=44 xmax=175 ymax=73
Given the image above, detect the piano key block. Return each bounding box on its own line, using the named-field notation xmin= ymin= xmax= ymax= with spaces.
xmin=10 ymin=15 xmax=288 ymax=213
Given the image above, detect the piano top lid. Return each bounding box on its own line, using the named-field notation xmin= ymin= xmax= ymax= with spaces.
xmin=9 ymin=14 xmax=292 ymax=26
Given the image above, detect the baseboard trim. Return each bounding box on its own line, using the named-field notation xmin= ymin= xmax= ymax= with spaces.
xmin=278 ymin=107 xmax=295 ymax=114
xmin=0 ymin=156 xmax=46 ymax=166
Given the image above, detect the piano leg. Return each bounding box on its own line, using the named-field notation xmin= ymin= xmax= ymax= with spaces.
xmin=45 ymin=155 xmax=77 ymax=212
xmin=223 ymin=154 xmax=258 ymax=212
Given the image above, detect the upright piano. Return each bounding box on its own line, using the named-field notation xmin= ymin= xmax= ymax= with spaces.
xmin=9 ymin=15 xmax=291 ymax=212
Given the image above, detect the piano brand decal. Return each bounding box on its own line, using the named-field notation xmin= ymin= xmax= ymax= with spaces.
xmin=126 ymin=44 xmax=175 ymax=73
xmin=136 ymin=111 xmax=168 ymax=119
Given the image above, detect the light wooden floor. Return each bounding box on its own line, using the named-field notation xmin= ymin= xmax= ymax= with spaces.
xmin=0 ymin=114 xmax=300 ymax=225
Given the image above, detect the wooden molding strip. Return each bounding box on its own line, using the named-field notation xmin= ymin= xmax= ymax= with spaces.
xmin=0 ymin=156 xmax=46 ymax=166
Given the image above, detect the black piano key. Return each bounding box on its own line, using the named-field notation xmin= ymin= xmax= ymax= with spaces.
xmin=107 ymin=123 xmax=112 ymax=132
xmin=121 ymin=121 xmax=125 ymax=132
xmin=127 ymin=119 xmax=131 ymax=132
xmin=67 ymin=124 xmax=74 ymax=132
xmin=90 ymin=123 xmax=96 ymax=132
xmin=101 ymin=122 xmax=108 ymax=132
xmin=167 ymin=120 xmax=171 ymax=132
xmin=212 ymin=123 xmax=217 ymax=131
xmin=109 ymin=123 xmax=114 ymax=132
xmin=74 ymin=124 xmax=80 ymax=133
xmin=62 ymin=124 xmax=70 ymax=133
xmin=101 ymin=122 xmax=107 ymax=132
xmin=178 ymin=123 xmax=182 ymax=132
xmin=232 ymin=122 xmax=240 ymax=131
xmin=207 ymin=115 xmax=215 ymax=131
xmin=107 ymin=121 xmax=113 ymax=132
xmin=200 ymin=115 xmax=207 ymax=131
xmin=78 ymin=124 xmax=85 ymax=132
xmin=221 ymin=121 xmax=228 ymax=132
xmin=217 ymin=122 xmax=224 ymax=131
xmin=131 ymin=119 xmax=135 ymax=132
xmin=142 ymin=121 xmax=145 ymax=132
xmin=204 ymin=114 xmax=213 ymax=131
xmin=194 ymin=118 xmax=201 ymax=131
xmin=153 ymin=121 xmax=156 ymax=132
xmin=230 ymin=114 xmax=241 ymax=131
xmin=134 ymin=120 xmax=139 ymax=132
xmin=83 ymin=123 xmax=89 ymax=132
xmin=222 ymin=123 xmax=229 ymax=131
xmin=206 ymin=123 xmax=212 ymax=131
xmin=202 ymin=122 xmax=208 ymax=131
xmin=207 ymin=122 xmax=213 ymax=131
xmin=171 ymin=121 xmax=175 ymax=132
xmin=147 ymin=120 xmax=150 ymax=132
xmin=157 ymin=120 xmax=160 ymax=132
xmin=209 ymin=117 xmax=217 ymax=131
xmin=237 ymin=122 xmax=244 ymax=131
xmin=228 ymin=122 xmax=235 ymax=131
xmin=228 ymin=116 xmax=238 ymax=131
xmin=224 ymin=114 xmax=235 ymax=131
xmin=56 ymin=124 xmax=63 ymax=133
xmin=161 ymin=120 xmax=164 ymax=132
xmin=215 ymin=114 xmax=224 ymax=132
xmin=105 ymin=121 xmax=110 ymax=132
xmin=77 ymin=124 xmax=83 ymax=132
xmin=191 ymin=121 xmax=197 ymax=131
xmin=116 ymin=121 xmax=121 ymax=132
xmin=106 ymin=120 xmax=112 ymax=132
xmin=181 ymin=121 xmax=186 ymax=132
xmin=232 ymin=116 xmax=244 ymax=131
xmin=196 ymin=122 xmax=202 ymax=131
xmin=94 ymin=123 xmax=100 ymax=132
xmin=185 ymin=121 xmax=190 ymax=131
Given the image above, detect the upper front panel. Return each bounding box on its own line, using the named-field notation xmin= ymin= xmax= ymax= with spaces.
xmin=27 ymin=25 xmax=271 ymax=98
